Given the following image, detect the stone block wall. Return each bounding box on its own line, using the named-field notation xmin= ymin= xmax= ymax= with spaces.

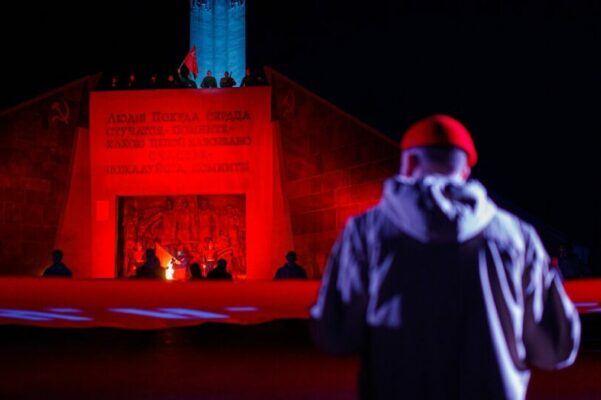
xmin=0 ymin=77 xmax=95 ymax=275
xmin=267 ymin=68 xmax=400 ymax=277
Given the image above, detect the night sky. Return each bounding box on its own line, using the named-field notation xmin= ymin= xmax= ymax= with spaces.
xmin=1 ymin=0 xmax=600 ymax=249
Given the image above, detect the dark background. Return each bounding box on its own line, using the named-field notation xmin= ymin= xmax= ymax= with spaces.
xmin=1 ymin=0 xmax=600 ymax=249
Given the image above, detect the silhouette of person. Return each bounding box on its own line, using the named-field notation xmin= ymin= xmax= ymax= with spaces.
xmin=42 ymin=249 xmax=72 ymax=277
xmin=239 ymin=68 xmax=257 ymax=87
xmin=165 ymin=73 xmax=178 ymax=88
xmin=274 ymin=251 xmax=308 ymax=280
xmin=148 ymin=72 xmax=159 ymax=89
xmin=311 ymin=115 xmax=580 ymax=400
xmin=200 ymin=70 xmax=217 ymax=88
xmin=126 ymin=72 xmax=137 ymax=89
xmin=189 ymin=262 xmax=203 ymax=280
xmin=219 ymin=71 xmax=236 ymax=88
xmin=135 ymin=248 xmax=164 ymax=279
xmin=110 ymin=75 xmax=119 ymax=90
xmin=178 ymin=66 xmax=197 ymax=88
xmin=206 ymin=258 xmax=232 ymax=280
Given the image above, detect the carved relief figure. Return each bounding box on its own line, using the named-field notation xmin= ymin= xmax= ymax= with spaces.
xmin=197 ymin=197 xmax=218 ymax=243
xmin=120 ymin=195 xmax=245 ymax=279
xmin=175 ymin=197 xmax=198 ymax=243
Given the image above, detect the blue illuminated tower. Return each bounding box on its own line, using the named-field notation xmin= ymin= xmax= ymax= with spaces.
xmin=190 ymin=0 xmax=246 ymax=86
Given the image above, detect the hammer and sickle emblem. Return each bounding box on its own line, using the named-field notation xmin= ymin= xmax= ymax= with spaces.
xmin=50 ymin=99 xmax=70 ymax=125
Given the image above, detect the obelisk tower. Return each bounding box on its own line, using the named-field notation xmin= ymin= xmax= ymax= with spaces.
xmin=190 ymin=0 xmax=246 ymax=86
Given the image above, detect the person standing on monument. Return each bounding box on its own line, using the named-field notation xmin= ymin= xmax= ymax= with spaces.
xmin=240 ymin=68 xmax=257 ymax=87
xmin=219 ymin=71 xmax=237 ymax=88
xmin=109 ymin=75 xmax=119 ymax=90
xmin=165 ymin=73 xmax=178 ymax=88
xmin=126 ymin=72 xmax=138 ymax=89
xmin=177 ymin=66 xmax=197 ymax=89
xmin=200 ymin=70 xmax=217 ymax=88
xmin=147 ymin=72 xmax=159 ymax=89
xmin=311 ymin=115 xmax=580 ymax=400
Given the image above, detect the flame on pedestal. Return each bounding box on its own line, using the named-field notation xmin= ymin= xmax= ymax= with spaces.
xmin=165 ymin=259 xmax=175 ymax=281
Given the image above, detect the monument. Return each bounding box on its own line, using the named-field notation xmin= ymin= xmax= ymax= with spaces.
xmin=0 ymin=4 xmax=400 ymax=279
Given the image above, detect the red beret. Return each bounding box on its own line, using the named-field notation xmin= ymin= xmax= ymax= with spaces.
xmin=400 ymin=114 xmax=478 ymax=167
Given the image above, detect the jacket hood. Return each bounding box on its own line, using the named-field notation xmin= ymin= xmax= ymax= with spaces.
xmin=379 ymin=175 xmax=497 ymax=244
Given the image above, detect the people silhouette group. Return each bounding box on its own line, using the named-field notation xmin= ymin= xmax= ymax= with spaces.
xmin=39 ymin=246 xmax=312 ymax=283
xmin=41 ymin=246 xmax=310 ymax=282
xmin=105 ymin=67 xmax=265 ymax=90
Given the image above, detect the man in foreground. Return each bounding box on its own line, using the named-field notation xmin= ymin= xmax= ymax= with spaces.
xmin=311 ymin=115 xmax=580 ymax=399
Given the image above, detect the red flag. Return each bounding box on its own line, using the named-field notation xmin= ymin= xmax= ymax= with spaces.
xmin=182 ymin=46 xmax=199 ymax=78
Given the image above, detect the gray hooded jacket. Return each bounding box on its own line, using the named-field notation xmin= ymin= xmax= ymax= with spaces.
xmin=311 ymin=175 xmax=580 ymax=400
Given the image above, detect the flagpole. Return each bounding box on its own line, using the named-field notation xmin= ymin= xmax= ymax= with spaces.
xmin=178 ymin=57 xmax=186 ymax=72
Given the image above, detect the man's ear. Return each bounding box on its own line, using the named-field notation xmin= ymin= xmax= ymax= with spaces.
xmin=400 ymin=153 xmax=418 ymax=177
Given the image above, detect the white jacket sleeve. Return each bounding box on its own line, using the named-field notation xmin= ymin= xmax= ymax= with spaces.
xmin=522 ymin=224 xmax=581 ymax=369
xmin=310 ymin=217 xmax=369 ymax=354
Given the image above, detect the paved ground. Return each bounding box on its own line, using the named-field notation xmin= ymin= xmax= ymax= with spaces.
xmin=0 ymin=320 xmax=358 ymax=400
xmin=1 ymin=317 xmax=600 ymax=399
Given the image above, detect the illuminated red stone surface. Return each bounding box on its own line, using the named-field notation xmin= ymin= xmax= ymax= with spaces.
xmin=1 ymin=70 xmax=400 ymax=279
